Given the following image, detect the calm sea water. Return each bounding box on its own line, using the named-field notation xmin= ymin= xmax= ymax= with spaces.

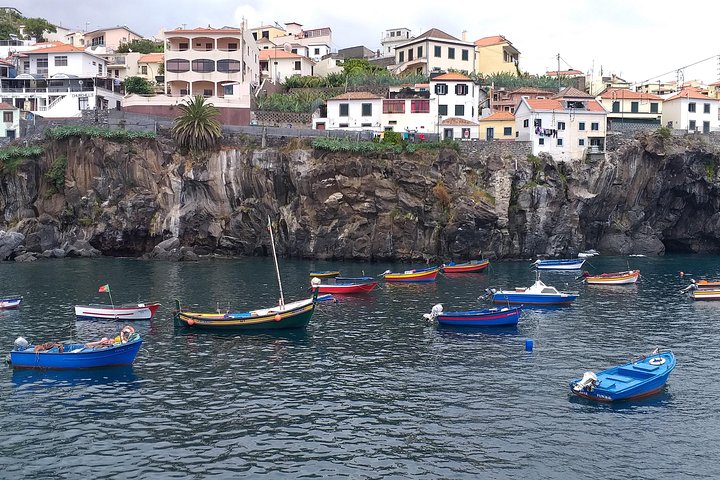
xmin=0 ymin=255 xmax=719 ymax=478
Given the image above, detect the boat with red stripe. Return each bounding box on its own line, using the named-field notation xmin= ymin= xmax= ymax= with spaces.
xmin=74 ymin=303 xmax=161 ymax=320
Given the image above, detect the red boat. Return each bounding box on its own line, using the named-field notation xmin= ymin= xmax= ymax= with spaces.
xmin=315 ymin=281 xmax=378 ymax=294
xmin=441 ymin=260 xmax=490 ymax=273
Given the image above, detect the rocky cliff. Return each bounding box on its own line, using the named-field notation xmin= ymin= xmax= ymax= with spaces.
xmin=1 ymin=130 xmax=719 ymax=262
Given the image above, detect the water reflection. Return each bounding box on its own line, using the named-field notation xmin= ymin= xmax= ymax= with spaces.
xmin=11 ymin=365 xmax=139 ymax=388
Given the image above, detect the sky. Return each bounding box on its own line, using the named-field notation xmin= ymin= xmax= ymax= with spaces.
xmin=13 ymin=0 xmax=720 ymax=85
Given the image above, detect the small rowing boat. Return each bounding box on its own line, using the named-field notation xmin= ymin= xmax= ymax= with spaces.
xmin=441 ymin=260 xmax=490 ymax=273
xmin=309 ymin=270 xmax=340 ymax=278
xmin=74 ymin=303 xmax=161 ymax=320
xmin=381 ymin=266 xmax=439 ymax=283
xmin=314 ymin=281 xmax=378 ymax=294
xmin=578 ymin=249 xmax=599 ymax=258
xmin=0 ymin=295 xmax=23 ymax=309
xmin=424 ymin=303 xmax=521 ymax=327
xmin=582 ymin=270 xmax=640 ymax=285
xmin=533 ymin=259 xmax=585 ymax=270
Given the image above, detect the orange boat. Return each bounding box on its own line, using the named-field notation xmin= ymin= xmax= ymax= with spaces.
xmin=441 ymin=260 xmax=490 ymax=273
xmin=582 ymin=270 xmax=640 ymax=285
xmin=381 ymin=267 xmax=439 ymax=283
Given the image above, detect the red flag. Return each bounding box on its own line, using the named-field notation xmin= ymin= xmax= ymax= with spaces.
xmin=98 ymin=284 xmax=110 ymax=293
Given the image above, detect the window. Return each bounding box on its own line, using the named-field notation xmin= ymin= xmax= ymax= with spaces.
xmin=339 ymin=103 xmax=349 ymax=117
xmin=534 ymin=119 xmax=542 ymax=128
xmin=579 ymin=139 xmax=585 ymax=146
xmin=205 ymin=43 xmax=212 ymax=50
xmin=167 ymin=59 xmax=190 ymax=72
xmin=36 ymin=58 xmax=48 ymax=75
xmin=539 ymin=138 xmax=544 ymax=145
xmin=591 ymin=122 xmax=599 ymax=131
xmin=78 ymin=96 xmax=89 ymax=110
xmin=503 ymin=126 xmax=512 ymax=136
xmin=455 ymin=84 xmax=468 ymax=95
xmin=411 ymin=99 xmax=429 ymax=113
xmin=54 ymin=56 xmax=67 ymax=67
xmin=203 ymin=89 xmax=212 ymax=97
xmin=294 ymin=61 xmax=301 ymax=70
xmin=689 ymin=102 xmax=696 ymax=112
xmin=91 ymin=35 xmax=104 ymax=46
xmin=141 ymin=65 xmax=147 ymax=74
xmin=192 ymin=59 xmax=214 ymax=72
xmin=361 ymin=123 xmax=372 ymax=127
xmin=557 ymin=121 xmax=565 ymax=130
xmin=217 ymin=59 xmax=241 ymax=73
xmin=434 ymin=46 xmax=441 ymax=57
xmin=314 ymin=48 xmax=320 ymax=55
xmin=23 ymin=60 xmax=29 ymax=72
xmin=383 ymin=100 xmax=405 ymax=113
xmin=650 ymin=102 xmax=659 ymax=113
xmin=97 ymin=64 xmax=103 ymax=75
xmin=435 ymin=83 xmax=448 ymax=95
xmin=179 ymin=42 xmax=188 ymax=51
xmin=339 ymin=123 xmax=349 ymax=128
xmin=408 ymin=49 xmax=413 ymax=61
xmin=704 ymin=121 xmax=710 ymax=133
xmin=448 ymin=47 xmax=455 ymax=59
xmin=455 ymin=104 xmax=464 ymax=116
xmin=262 ymin=31 xmax=269 ymax=39
xmin=631 ymin=101 xmax=639 ymax=113
xmin=180 ymin=88 xmax=188 ymax=96
xmin=399 ymin=51 xmax=404 ymax=63
xmin=228 ymin=43 xmax=238 ymax=51
xmin=223 ymin=84 xmax=233 ymax=95
xmin=417 ymin=46 xmax=423 ymax=58
xmin=557 ymin=138 xmax=563 ymax=146
xmin=438 ymin=104 xmax=448 ymax=116
xmin=579 ymin=122 xmax=586 ymax=131
xmin=114 ymin=70 xmax=119 ymax=77
xmin=462 ymin=49 xmax=469 ymax=61
xmin=361 ymin=103 xmax=372 ymax=116
xmin=523 ymin=119 xmax=529 ymax=128
xmin=689 ymin=120 xmax=696 ymax=131
xmin=252 ymin=32 xmax=257 ymax=40
xmin=3 ymin=112 xmax=12 ymax=122
xmin=704 ymin=103 xmax=711 ymax=114
xmin=611 ymin=101 xmax=620 ymax=113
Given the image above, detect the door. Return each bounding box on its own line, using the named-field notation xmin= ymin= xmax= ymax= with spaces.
xmin=443 ymin=128 xmax=453 ymax=140
xmin=704 ymin=121 xmax=710 ymax=134
xmin=485 ymin=127 xmax=494 ymax=141
xmin=316 ymin=122 xmax=325 ymax=130
xmin=5 ymin=130 xmax=14 ymax=139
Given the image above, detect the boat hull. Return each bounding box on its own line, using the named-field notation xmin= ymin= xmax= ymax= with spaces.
xmin=437 ymin=307 xmax=521 ymax=326
xmin=585 ymin=270 xmax=640 ymax=285
xmin=74 ymin=303 xmax=161 ymax=320
xmin=570 ymin=351 xmax=676 ymax=402
xmin=384 ymin=267 xmax=439 ymax=283
xmin=10 ymin=339 xmax=142 ymax=370
xmin=316 ymin=282 xmax=378 ymax=294
xmin=309 ymin=271 xmax=340 ymax=278
xmin=535 ymin=259 xmax=585 ymax=270
xmin=441 ymin=261 xmax=490 ymax=273
xmin=0 ymin=295 xmax=23 ymax=309
xmin=175 ymin=297 xmax=315 ymax=330
xmin=492 ymin=293 xmax=576 ymax=305
xmin=690 ymin=289 xmax=720 ymax=301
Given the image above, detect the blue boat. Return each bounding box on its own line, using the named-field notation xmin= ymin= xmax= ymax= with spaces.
xmin=489 ymin=279 xmax=578 ymax=305
xmin=569 ymin=349 xmax=676 ymax=402
xmin=9 ymin=326 xmax=142 ymax=370
xmin=424 ymin=304 xmax=521 ymax=326
xmin=533 ymin=259 xmax=585 ymax=270
xmin=0 ymin=295 xmax=23 ymax=309
xmin=335 ymin=276 xmax=374 ymax=283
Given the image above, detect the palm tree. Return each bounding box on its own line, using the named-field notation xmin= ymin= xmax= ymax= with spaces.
xmin=171 ymin=95 xmax=222 ymax=154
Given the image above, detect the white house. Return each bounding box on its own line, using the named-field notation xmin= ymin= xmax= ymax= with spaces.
xmin=259 ymin=49 xmax=314 ymax=83
xmin=431 ymin=72 xmax=479 ymax=139
xmin=662 ymin=87 xmax=720 ymax=133
xmin=0 ymin=102 xmax=20 ymax=139
xmin=24 ymin=43 xmax=108 ymax=77
xmin=313 ymin=92 xmax=382 ymax=131
xmin=393 ymin=28 xmax=475 ymax=76
xmin=381 ymin=27 xmax=413 ymax=58
xmin=515 ymin=87 xmax=607 ymax=161
xmin=380 ymin=83 xmax=437 ymax=136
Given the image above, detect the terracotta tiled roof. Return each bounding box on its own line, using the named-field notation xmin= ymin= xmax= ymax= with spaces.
xmin=666 ymin=87 xmax=715 ymax=101
xmin=414 ymin=28 xmax=462 ymax=42
xmin=259 ymin=49 xmax=302 ymax=60
xmin=508 ymin=87 xmax=554 ymax=95
xmin=553 ymin=86 xmax=593 ymax=99
xmin=440 ymin=117 xmax=478 ymax=126
xmin=139 ymin=53 xmax=164 ymax=63
xmin=480 ymin=111 xmax=515 ymax=121
xmin=598 ymin=88 xmax=662 ymax=101
xmin=474 ymin=35 xmax=509 ymax=47
xmin=328 ymin=91 xmax=382 ymax=101
xmin=28 ymin=43 xmax=85 ymax=54
xmin=585 ymin=100 xmax=608 ymax=112
xmin=0 ymin=102 xmax=15 ymax=110
xmin=432 ymin=72 xmax=471 ymax=81
xmin=546 ymin=69 xmax=583 ymax=77
xmin=168 ymin=27 xmax=243 ymax=34
xmin=525 ymin=97 xmax=606 ymax=112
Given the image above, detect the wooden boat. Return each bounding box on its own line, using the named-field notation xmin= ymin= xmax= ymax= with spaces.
xmin=424 ymin=303 xmax=521 ymax=327
xmin=533 ymin=258 xmax=585 ymax=270
xmin=688 ymin=289 xmax=720 ymax=301
xmin=489 ymin=279 xmax=578 ymax=305
xmin=74 ymin=303 xmax=161 ymax=320
xmin=335 ymin=276 xmax=374 ymax=283
xmin=9 ymin=326 xmax=142 ymax=370
xmin=441 ymin=260 xmax=490 ymax=273
xmin=582 ymin=270 xmax=640 ymax=285
xmin=691 ymin=279 xmax=720 ymax=289
xmin=315 ymin=281 xmax=378 ymax=294
xmin=309 ymin=270 xmax=340 ymax=278
xmin=381 ymin=266 xmax=439 ymax=283
xmin=570 ymin=349 xmax=676 ymax=402
xmin=0 ymin=295 xmax=23 ymax=309
xmin=175 ymin=216 xmax=318 ymax=331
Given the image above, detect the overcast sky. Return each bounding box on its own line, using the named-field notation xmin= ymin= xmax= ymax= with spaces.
xmin=13 ymin=0 xmax=720 ymax=85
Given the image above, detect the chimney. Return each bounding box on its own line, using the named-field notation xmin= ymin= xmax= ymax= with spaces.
xmin=461 ymin=30 xmax=467 ymax=41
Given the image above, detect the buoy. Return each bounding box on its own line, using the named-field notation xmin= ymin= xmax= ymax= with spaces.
xmin=679 ymin=271 xmax=685 ymax=277
xmin=525 ymin=339 xmax=534 ymax=351
xmin=186 ymin=319 xmax=195 ymax=326
xmin=274 ymin=314 xmax=282 ymax=321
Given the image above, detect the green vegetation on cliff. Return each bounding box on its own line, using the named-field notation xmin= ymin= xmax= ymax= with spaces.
xmin=0 ymin=145 xmax=43 ymax=173
xmin=45 ymin=126 xmax=156 ymax=141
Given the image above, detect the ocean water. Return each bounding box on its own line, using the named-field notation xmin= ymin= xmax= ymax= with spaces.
xmin=0 ymin=255 xmax=718 ymax=478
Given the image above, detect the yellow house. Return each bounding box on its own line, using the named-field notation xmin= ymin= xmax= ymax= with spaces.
xmin=474 ymin=35 xmax=519 ymax=76
xmin=249 ymin=25 xmax=287 ymax=43
xmin=478 ymin=111 xmax=515 ymax=140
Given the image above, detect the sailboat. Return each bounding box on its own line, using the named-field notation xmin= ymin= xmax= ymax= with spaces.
xmin=174 ymin=217 xmax=319 ymax=330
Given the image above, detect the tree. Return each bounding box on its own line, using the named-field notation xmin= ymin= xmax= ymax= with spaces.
xmin=22 ymin=17 xmax=56 ymax=42
xmin=171 ymin=95 xmax=222 ymax=154
xmin=342 ymin=58 xmax=384 ymax=77
xmin=0 ymin=21 xmax=18 ymax=40
xmin=115 ymin=39 xmax=164 ymax=54
xmin=124 ymin=76 xmax=154 ymax=95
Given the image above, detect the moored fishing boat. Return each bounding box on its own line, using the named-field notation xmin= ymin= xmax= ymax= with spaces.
xmin=74 ymin=303 xmax=161 ymax=320
xmin=569 ymin=349 xmax=676 ymax=402
xmin=424 ymin=303 xmax=521 ymax=327
xmin=381 ymin=266 xmax=440 ymax=283
xmin=8 ymin=326 xmax=142 ymax=369
xmin=489 ymin=278 xmax=578 ymax=306
xmin=582 ymin=270 xmax=640 ymax=285
xmin=578 ymin=249 xmax=600 ymax=258
xmin=313 ymin=281 xmax=378 ymax=294
xmin=0 ymin=295 xmax=23 ymax=309
xmin=533 ymin=259 xmax=585 ymax=270
xmin=309 ymin=270 xmax=340 ymax=278
xmin=335 ymin=276 xmax=374 ymax=283
xmin=441 ymin=260 xmax=490 ymax=273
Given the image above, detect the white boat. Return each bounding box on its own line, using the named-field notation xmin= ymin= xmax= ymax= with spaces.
xmin=74 ymin=303 xmax=161 ymax=320
xmin=489 ymin=279 xmax=578 ymax=305
xmin=533 ymin=259 xmax=585 ymax=270
xmin=0 ymin=295 xmax=23 ymax=309
xmin=578 ymin=249 xmax=600 ymax=258
xmin=582 ymin=270 xmax=640 ymax=285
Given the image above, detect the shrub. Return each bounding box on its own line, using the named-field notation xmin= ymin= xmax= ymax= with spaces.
xmin=45 ymin=126 xmax=156 ymax=141
xmin=656 ymin=126 xmax=672 ymax=139
xmin=433 ymin=180 xmax=451 ymax=207
xmin=46 ymin=155 xmax=67 ymax=194
xmin=0 ymin=145 xmax=44 ymax=173
xmin=124 ymin=76 xmax=154 ymax=95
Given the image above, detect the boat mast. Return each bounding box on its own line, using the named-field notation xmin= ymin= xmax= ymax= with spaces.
xmin=268 ymin=216 xmax=285 ymax=307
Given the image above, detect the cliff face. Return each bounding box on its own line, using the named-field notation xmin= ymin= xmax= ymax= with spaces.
xmin=1 ymin=132 xmax=719 ymax=261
